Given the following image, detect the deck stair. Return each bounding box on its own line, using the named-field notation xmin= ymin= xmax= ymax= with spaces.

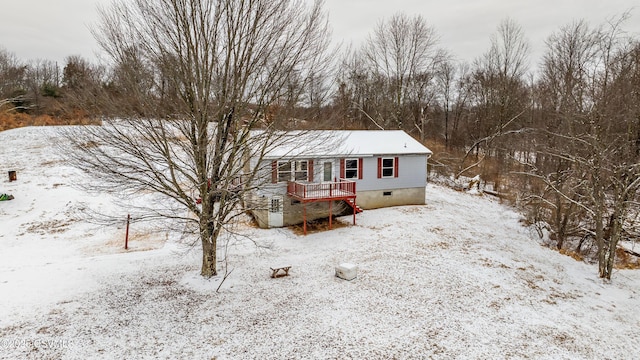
xmin=345 ymin=199 xmax=363 ymax=213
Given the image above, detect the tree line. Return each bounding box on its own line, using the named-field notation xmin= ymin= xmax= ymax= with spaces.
xmin=1 ymin=1 xmax=638 ymax=279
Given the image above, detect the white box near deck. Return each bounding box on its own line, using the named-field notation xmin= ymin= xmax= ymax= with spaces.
xmin=335 ymin=263 xmax=357 ymax=281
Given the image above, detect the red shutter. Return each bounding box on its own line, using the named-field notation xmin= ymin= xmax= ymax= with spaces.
xmin=308 ymin=160 xmax=314 ymax=182
xmin=340 ymin=158 xmax=345 ymax=179
xmin=377 ymin=157 xmax=382 ymax=178
xmin=358 ymin=157 xmax=363 ymax=179
xmin=271 ymin=161 xmax=277 ymax=183
xmin=394 ymin=156 xmax=399 ymax=178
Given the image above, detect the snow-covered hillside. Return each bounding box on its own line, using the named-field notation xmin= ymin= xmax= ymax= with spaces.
xmin=1 ymin=126 xmax=639 ymax=359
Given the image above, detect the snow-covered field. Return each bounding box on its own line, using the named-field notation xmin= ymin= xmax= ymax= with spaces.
xmin=1 ymin=126 xmax=639 ymax=360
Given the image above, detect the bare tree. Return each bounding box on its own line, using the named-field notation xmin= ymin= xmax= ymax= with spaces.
xmin=334 ymin=48 xmax=386 ymax=129
xmin=524 ymin=20 xmax=602 ymax=250
xmin=21 ymin=59 xmax=63 ymax=112
xmin=435 ymin=59 xmax=463 ymax=147
xmin=0 ymin=47 xmax=29 ymax=112
xmin=472 ymin=18 xmax=530 ymax=136
xmin=465 ymin=18 xmax=531 ymax=189
xmin=64 ymin=0 xmax=332 ymax=277
xmin=585 ymin=14 xmax=640 ymax=279
xmin=361 ymin=13 xmax=445 ymax=132
xmin=526 ymin=14 xmax=640 ymax=279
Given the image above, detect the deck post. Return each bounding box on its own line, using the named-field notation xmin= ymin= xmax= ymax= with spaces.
xmin=353 ymin=199 xmax=356 ymax=225
xmin=303 ymin=203 xmax=307 ymax=235
xmin=329 ymin=201 xmax=332 ymax=230
xmin=352 ymin=182 xmax=357 ymax=225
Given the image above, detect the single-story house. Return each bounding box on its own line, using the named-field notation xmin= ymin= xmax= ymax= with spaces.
xmin=246 ymin=130 xmax=432 ymax=233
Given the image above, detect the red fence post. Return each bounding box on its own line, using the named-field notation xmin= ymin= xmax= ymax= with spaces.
xmin=125 ymin=214 xmax=130 ymax=250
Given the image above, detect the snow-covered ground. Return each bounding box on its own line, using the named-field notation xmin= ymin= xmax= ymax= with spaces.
xmin=1 ymin=126 xmax=639 ymax=359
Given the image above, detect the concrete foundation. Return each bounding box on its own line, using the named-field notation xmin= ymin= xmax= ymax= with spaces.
xmin=248 ymin=187 xmax=426 ymax=228
xmin=356 ymin=187 xmax=425 ymax=209
xmin=249 ymin=196 xmax=353 ymax=229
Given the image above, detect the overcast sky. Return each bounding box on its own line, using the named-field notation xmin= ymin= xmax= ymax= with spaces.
xmin=1 ymin=0 xmax=638 ymax=69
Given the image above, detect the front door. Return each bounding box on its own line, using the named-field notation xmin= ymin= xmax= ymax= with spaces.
xmin=323 ymin=161 xmax=334 ymax=182
xmin=268 ymin=196 xmax=284 ymax=227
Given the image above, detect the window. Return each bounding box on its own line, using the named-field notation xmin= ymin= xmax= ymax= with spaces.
xmin=293 ymin=160 xmax=308 ymax=181
xmin=345 ymin=159 xmax=358 ymax=179
xmin=277 ymin=160 xmax=309 ymax=182
xmin=270 ymin=198 xmax=281 ymax=213
xmin=277 ymin=161 xmax=291 ymax=182
xmin=377 ymin=157 xmax=398 ymax=178
xmin=381 ymin=158 xmax=394 ymax=177
xmin=340 ymin=158 xmax=362 ymax=179
xmin=383 ymin=191 xmax=392 ymax=196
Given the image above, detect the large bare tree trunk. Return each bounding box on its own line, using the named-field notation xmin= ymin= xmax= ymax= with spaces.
xmin=201 ymin=227 xmax=217 ymax=277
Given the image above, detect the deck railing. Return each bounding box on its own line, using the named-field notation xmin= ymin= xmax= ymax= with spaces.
xmin=287 ymin=179 xmax=356 ymax=200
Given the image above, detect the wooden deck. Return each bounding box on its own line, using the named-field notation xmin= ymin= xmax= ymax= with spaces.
xmin=287 ymin=179 xmax=356 ymax=201
xmin=286 ymin=179 xmax=359 ymax=235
